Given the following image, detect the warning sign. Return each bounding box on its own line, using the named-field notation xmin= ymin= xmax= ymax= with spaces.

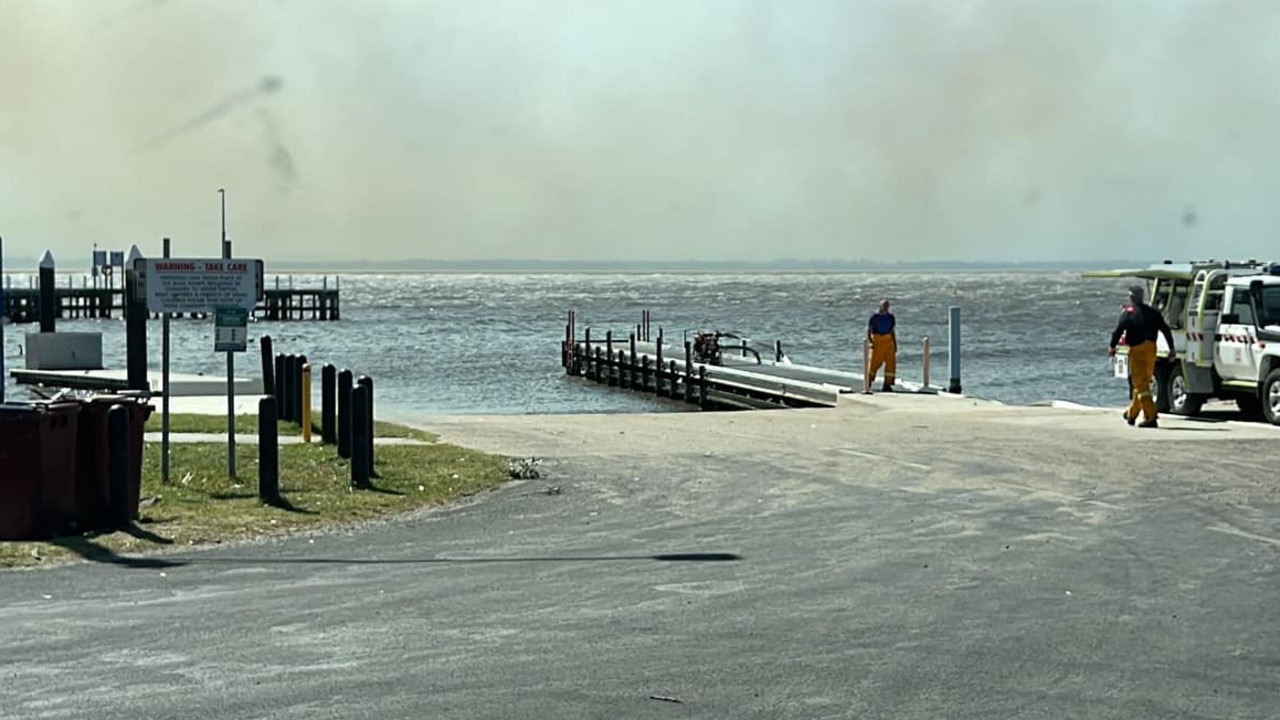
xmin=138 ymin=258 xmax=264 ymax=314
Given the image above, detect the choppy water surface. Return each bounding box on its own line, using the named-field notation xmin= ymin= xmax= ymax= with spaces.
xmin=2 ymin=271 xmax=1135 ymax=416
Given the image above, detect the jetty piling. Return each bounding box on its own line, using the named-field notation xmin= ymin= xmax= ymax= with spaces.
xmin=923 ymin=336 xmax=932 ymax=391
xmin=124 ymin=246 xmax=147 ymax=392
xmin=948 ymin=305 xmax=963 ymax=394
xmin=38 ymin=251 xmax=56 ymax=333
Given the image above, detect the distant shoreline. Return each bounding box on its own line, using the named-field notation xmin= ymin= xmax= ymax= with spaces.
xmin=1 ymin=258 xmax=1150 ymax=275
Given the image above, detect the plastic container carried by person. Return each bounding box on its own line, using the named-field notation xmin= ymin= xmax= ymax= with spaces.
xmin=0 ymin=401 xmax=82 ymax=541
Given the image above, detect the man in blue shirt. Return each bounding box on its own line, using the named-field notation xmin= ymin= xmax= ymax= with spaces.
xmin=1109 ymin=284 xmax=1176 ymax=427
xmin=866 ymin=298 xmax=897 ymax=392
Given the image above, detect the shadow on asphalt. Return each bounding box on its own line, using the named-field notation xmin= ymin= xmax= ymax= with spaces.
xmin=61 ymin=551 xmax=743 ymax=570
xmin=181 ymin=552 xmax=744 ymax=566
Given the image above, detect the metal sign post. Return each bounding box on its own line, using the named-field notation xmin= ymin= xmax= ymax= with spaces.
xmin=220 ymin=188 xmax=235 ymax=480
xmin=161 ymin=237 xmax=172 ymax=484
xmin=215 ymin=305 xmax=248 ymax=476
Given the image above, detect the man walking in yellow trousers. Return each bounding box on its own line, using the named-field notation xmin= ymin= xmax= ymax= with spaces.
xmin=867 ymin=298 xmax=897 ymax=392
xmin=1109 ymin=284 xmax=1177 ymax=428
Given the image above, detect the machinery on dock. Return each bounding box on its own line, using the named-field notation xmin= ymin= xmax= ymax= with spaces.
xmin=1083 ymin=259 xmax=1280 ymax=424
xmin=687 ymin=329 xmax=785 ymax=366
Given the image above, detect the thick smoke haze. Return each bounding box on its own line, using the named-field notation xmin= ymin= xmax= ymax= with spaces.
xmin=2 ymin=0 xmax=1279 ymax=265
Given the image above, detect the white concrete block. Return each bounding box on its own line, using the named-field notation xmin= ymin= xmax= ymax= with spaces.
xmin=24 ymin=332 xmax=104 ymax=370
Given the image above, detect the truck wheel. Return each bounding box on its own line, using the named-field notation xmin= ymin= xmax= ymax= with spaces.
xmin=1153 ymin=364 xmax=1172 ymax=414
xmin=1263 ymin=369 xmax=1280 ymax=426
xmin=1168 ymin=363 xmax=1204 ymax=417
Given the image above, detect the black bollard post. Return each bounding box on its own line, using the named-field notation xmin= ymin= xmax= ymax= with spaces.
xmin=38 ymin=251 xmax=56 ymax=333
xmin=274 ymin=353 xmax=286 ymax=398
xmin=293 ymin=354 xmax=307 ymax=424
xmin=350 ymin=383 xmax=371 ymax=488
xmin=356 ymin=375 xmax=375 ymax=474
xmin=124 ymin=246 xmax=148 ymax=392
xmin=260 ymin=335 xmax=275 ymax=396
xmin=337 ymin=369 xmax=353 ymax=459
xmin=107 ymin=405 xmax=131 ymax=528
xmin=280 ymin=354 xmax=294 ymax=422
xmin=321 ymin=363 xmax=337 ymax=444
xmin=258 ymin=396 xmax=280 ymax=503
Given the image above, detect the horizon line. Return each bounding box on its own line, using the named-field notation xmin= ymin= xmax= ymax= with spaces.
xmin=0 ymin=256 xmax=1156 ymax=273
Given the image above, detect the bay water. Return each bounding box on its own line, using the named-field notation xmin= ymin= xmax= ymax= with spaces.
xmin=2 ymin=270 xmax=1136 ymax=416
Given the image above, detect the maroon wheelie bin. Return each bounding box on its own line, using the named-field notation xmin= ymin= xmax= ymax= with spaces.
xmin=74 ymin=399 xmax=112 ymax=531
xmin=75 ymin=395 xmax=153 ymax=528
xmin=0 ymin=401 xmax=82 ymax=541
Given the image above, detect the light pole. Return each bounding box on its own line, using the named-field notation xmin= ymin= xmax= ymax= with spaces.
xmin=219 ymin=188 xmax=229 ymax=259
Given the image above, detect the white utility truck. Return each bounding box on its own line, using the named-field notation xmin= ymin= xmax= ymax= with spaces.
xmin=1084 ymin=259 xmax=1280 ymax=425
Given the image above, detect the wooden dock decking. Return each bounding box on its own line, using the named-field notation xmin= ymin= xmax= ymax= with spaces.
xmin=2 ymin=285 xmax=340 ymax=322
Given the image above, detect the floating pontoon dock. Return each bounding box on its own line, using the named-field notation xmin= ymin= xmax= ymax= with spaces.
xmin=560 ymin=310 xmax=953 ymax=411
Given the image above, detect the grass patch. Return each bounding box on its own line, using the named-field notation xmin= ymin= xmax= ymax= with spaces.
xmin=145 ymin=413 xmax=437 ymax=442
xmin=0 ymin=424 xmax=505 ymax=569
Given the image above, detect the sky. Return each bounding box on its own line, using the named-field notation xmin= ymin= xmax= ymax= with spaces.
xmin=2 ymin=0 xmax=1279 ymax=267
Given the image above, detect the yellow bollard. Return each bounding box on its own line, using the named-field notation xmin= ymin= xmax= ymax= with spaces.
xmin=922 ymin=336 xmax=931 ymax=389
xmin=301 ymin=363 xmax=312 ymax=443
xmin=862 ymin=338 xmax=872 ymax=394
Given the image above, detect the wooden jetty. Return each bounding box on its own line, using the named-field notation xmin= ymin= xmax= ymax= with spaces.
xmin=2 ymin=275 xmax=340 ymax=323
xmin=561 ymin=309 xmax=951 ymax=411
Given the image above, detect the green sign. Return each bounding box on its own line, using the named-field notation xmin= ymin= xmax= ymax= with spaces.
xmin=214 ymin=307 xmax=249 ymax=352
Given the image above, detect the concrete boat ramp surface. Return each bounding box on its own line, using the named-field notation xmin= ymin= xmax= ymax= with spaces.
xmin=3 ymin=393 xmax=1279 ymax=719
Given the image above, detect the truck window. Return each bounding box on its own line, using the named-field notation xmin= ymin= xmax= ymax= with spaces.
xmin=1152 ymin=279 xmax=1171 ymax=311
xmin=1165 ymin=281 xmax=1188 ymax=329
xmin=1262 ymin=286 xmax=1280 ymax=326
xmin=1206 ymin=290 xmax=1224 ymax=312
xmin=1231 ymin=289 xmax=1256 ymax=325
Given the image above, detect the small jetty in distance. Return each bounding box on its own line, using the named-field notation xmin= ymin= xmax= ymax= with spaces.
xmin=2 ymin=250 xmax=340 ymax=323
